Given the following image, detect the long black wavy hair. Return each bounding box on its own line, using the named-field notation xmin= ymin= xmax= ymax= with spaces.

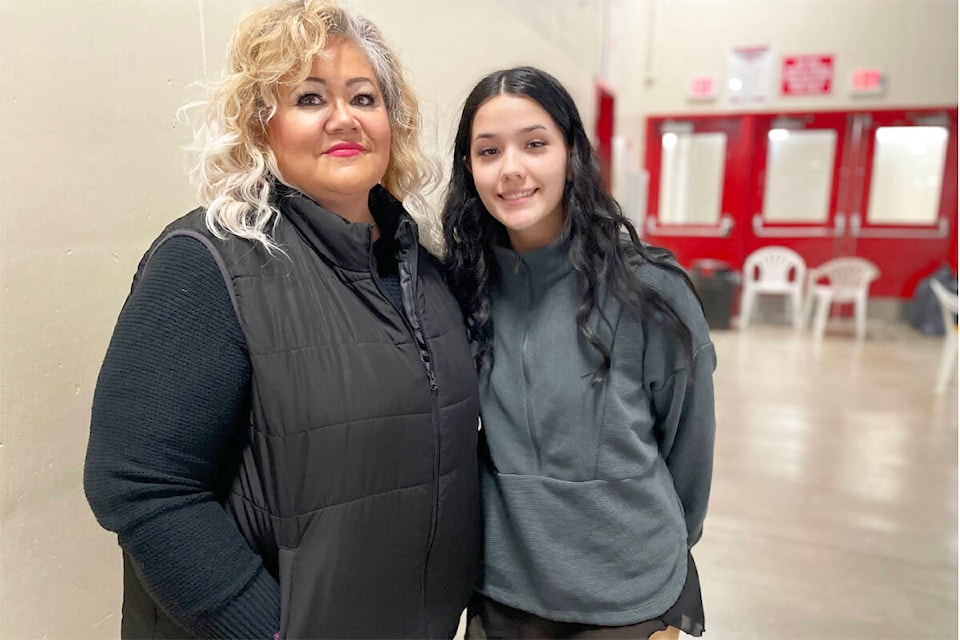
xmin=442 ymin=66 xmax=699 ymax=382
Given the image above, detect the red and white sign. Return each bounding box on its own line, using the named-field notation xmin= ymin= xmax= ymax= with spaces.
xmin=781 ymin=55 xmax=834 ymax=96
xmin=728 ymin=45 xmax=773 ymax=105
xmin=687 ymin=75 xmax=717 ymax=101
xmin=851 ymin=68 xmax=885 ymax=95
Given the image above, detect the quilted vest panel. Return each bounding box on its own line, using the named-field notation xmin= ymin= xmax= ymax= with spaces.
xmin=128 ymin=192 xmax=480 ymax=639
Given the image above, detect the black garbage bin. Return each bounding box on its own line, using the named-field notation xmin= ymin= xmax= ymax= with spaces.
xmin=689 ymin=260 xmax=739 ymax=330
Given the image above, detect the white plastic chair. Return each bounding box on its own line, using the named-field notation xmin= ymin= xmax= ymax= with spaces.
xmin=804 ymin=257 xmax=880 ymax=340
xmin=739 ymin=246 xmax=807 ymax=329
xmin=930 ymin=279 xmax=958 ymax=393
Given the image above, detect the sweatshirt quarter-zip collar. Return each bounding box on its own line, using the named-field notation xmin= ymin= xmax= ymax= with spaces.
xmin=492 ymin=232 xmax=573 ymax=297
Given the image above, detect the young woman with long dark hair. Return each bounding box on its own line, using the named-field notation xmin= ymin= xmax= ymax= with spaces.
xmin=442 ymin=66 xmax=716 ymax=640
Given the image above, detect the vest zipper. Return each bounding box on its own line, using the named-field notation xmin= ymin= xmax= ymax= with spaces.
xmin=390 ymin=246 xmax=440 ymax=636
xmin=410 ymin=305 xmax=441 ymax=637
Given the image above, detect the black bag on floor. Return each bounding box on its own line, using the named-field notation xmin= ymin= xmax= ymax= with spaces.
xmin=906 ymin=265 xmax=958 ymax=335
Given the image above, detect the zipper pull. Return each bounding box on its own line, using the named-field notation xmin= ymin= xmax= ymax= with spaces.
xmin=421 ymin=353 xmax=438 ymax=392
xmin=514 ymin=254 xmax=522 ymax=273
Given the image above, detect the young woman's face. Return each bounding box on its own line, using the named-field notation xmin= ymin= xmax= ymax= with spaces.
xmin=468 ymin=94 xmax=569 ymax=253
xmin=266 ymin=37 xmax=391 ymax=219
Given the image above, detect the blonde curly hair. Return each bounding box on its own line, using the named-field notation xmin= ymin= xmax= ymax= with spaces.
xmin=187 ymin=0 xmax=436 ymax=252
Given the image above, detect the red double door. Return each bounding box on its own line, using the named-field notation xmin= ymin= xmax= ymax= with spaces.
xmin=643 ymin=108 xmax=958 ymax=297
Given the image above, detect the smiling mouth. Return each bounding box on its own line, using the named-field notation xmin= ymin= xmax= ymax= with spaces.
xmin=499 ymin=188 xmax=537 ymax=201
xmin=325 ymin=143 xmax=364 ymax=157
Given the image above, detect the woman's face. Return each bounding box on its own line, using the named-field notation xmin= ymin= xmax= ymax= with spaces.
xmin=468 ymin=94 xmax=568 ymax=254
xmin=266 ymin=37 xmax=391 ymax=219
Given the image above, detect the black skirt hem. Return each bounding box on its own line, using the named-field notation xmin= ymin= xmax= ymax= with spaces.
xmin=467 ymin=551 xmax=705 ymax=639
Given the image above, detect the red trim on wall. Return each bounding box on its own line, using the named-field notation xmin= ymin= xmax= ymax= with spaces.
xmin=595 ymin=85 xmax=615 ymax=191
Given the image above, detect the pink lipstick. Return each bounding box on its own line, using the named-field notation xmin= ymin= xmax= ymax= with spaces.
xmin=325 ymin=143 xmax=364 ymax=157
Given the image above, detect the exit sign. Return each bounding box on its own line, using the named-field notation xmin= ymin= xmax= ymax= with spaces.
xmin=687 ymin=75 xmax=717 ymax=101
xmin=851 ymin=68 xmax=885 ymax=95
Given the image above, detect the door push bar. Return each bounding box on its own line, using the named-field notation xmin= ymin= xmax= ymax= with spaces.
xmin=751 ymin=213 xmax=846 ymax=237
xmin=848 ymin=213 xmax=949 ymax=239
xmin=644 ymin=214 xmax=734 ymax=237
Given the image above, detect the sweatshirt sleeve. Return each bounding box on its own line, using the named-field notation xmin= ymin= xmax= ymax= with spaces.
xmin=645 ymin=272 xmax=717 ymax=548
xmin=83 ymin=234 xmax=281 ymax=638
xmin=653 ymin=342 xmax=717 ymax=547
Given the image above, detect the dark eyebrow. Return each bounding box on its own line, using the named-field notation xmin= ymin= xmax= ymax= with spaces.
xmin=302 ymin=76 xmax=376 ymax=87
xmin=473 ymin=124 xmax=549 ymax=142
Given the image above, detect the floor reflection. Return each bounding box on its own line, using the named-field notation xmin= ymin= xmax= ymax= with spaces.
xmin=700 ymin=322 xmax=957 ymax=639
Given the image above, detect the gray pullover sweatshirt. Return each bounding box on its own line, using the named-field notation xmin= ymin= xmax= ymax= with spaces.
xmin=478 ymin=235 xmax=716 ymax=626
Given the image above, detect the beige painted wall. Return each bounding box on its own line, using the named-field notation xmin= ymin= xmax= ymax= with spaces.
xmin=0 ymin=1 xmax=599 ymax=637
xmin=1 ymin=1 xmax=206 ymax=636
xmin=611 ymin=0 xmax=959 ymax=196
xmin=1 ymin=0 xmax=956 ymax=637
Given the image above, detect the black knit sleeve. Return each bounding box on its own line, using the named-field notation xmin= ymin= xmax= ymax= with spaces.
xmin=84 ymin=234 xmax=280 ymax=638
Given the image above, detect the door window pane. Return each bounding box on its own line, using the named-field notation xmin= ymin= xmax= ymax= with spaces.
xmin=658 ymin=132 xmax=726 ymax=225
xmin=867 ymin=126 xmax=948 ymax=225
xmin=762 ymin=129 xmax=836 ymax=223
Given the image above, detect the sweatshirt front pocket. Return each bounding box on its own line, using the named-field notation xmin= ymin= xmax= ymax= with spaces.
xmin=480 ymin=472 xmax=688 ymax=623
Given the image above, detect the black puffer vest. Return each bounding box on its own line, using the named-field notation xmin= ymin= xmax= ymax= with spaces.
xmin=126 ymin=186 xmax=481 ymax=638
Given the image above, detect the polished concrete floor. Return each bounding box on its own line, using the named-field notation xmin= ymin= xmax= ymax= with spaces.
xmin=697 ymin=321 xmax=957 ymax=639
xmin=459 ymin=320 xmax=958 ymax=640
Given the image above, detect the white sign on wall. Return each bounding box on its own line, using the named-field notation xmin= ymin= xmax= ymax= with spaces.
xmin=727 ymin=45 xmax=773 ymax=105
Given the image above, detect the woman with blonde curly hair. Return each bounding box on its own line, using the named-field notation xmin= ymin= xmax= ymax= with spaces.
xmin=84 ymin=1 xmax=481 ymax=638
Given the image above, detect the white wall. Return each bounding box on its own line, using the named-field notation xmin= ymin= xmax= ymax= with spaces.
xmin=0 ymin=1 xmax=600 ymax=637
xmin=1 ymin=2 xmax=207 ymax=637
xmin=611 ymin=0 xmax=959 ymax=199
